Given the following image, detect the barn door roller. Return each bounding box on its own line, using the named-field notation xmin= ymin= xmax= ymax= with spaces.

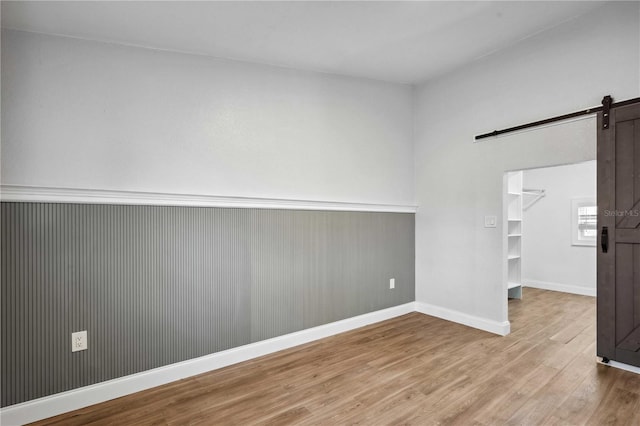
xmin=602 ymin=95 xmax=612 ymax=130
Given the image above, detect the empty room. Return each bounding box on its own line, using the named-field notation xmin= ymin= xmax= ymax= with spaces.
xmin=1 ymin=1 xmax=640 ymax=425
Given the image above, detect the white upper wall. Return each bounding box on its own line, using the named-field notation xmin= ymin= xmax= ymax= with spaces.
xmin=522 ymin=161 xmax=596 ymax=293
xmin=414 ymin=2 xmax=639 ymax=324
xmin=1 ymin=30 xmax=414 ymax=205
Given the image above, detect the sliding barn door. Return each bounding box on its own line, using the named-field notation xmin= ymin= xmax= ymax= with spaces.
xmin=597 ymin=102 xmax=640 ymax=367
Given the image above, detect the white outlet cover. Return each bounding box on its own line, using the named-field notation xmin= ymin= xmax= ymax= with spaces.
xmin=390 ymin=278 xmax=395 ymax=289
xmin=72 ymin=330 xmax=88 ymax=352
xmin=484 ymin=215 xmax=497 ymax=228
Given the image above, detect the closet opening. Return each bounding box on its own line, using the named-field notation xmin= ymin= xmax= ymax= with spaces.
xmin=503 ymin=161 xmax=597 ymax=326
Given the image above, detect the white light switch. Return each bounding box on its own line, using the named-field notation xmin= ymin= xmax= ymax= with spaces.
xmin=484 ymin=216 xmax=497 ymax=228
xmin=389 ymin=278 xmax=395 ymax=289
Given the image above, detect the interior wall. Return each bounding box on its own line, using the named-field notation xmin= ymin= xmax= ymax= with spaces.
xmin=414 ymin=2 xmax=640 ymax=324
xmin=522 ymin=161 xmax=596 ymax=295
xmin=0 ymin=28 xmax=417 ymax=407
xmin=1 ymin=203 xmax=414 ymax=406
xmin=1 ymin=29 xmax=414 ymax=205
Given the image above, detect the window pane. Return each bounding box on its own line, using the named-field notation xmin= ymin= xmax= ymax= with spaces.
xmin=577 ymin=204 xmax=597 ymax=240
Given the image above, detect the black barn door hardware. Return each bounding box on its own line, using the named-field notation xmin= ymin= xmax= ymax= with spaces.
xmin=601 ymin=226 xmax=609 ymax=253
xmin=475 ymin=95 xmax=640 ymax=141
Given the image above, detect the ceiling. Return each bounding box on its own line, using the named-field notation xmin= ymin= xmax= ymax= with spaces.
xmin=1 ymin=1 xmax=605 ymax=84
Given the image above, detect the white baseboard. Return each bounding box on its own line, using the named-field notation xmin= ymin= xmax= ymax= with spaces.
xmin=608 ymin=360 xmax=640 ymax=375
xmin=414 ymin=302 xmax=510 ymax=336
xmin=523 ymin=279 xmax=596 ymax=297
xmin=0 ymin=302 xmax=415 ymax=426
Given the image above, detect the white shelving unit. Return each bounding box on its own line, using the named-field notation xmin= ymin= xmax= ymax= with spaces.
xmin=506 ymin=171 xmax=523 ymax=299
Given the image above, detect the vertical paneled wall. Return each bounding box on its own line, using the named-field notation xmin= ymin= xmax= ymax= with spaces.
xmin=1 ymin=203 xmax=414 ymax=406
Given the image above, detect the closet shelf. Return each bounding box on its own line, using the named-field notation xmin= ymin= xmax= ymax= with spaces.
xmin=522 ymin=188 xmax=545 ymax=195
xmin=506 ymin=170 xmax=523 ymax=300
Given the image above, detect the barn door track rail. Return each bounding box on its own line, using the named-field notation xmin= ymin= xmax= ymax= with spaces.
xmin=475 ymin=95 xmax=640 ymax=141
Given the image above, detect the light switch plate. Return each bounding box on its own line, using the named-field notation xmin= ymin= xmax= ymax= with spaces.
xmin=484 ymin=215 xmax=497 ymax=228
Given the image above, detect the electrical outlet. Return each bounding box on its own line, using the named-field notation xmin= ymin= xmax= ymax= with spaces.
xmin=72 ymin=330 xmax=87 ymax=352
xmin=390 ymin=278 xmax=395 ymax=289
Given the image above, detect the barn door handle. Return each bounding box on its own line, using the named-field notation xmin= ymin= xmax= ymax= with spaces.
xmin=601 ymin=226 xmax=609 ymax=253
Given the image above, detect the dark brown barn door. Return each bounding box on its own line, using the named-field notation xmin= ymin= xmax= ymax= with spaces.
xmin=597 ymin=102 xmax=640 ymax=367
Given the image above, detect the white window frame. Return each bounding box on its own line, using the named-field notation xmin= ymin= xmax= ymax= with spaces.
xmin=571 ymin=197 xmax=597 ymax=246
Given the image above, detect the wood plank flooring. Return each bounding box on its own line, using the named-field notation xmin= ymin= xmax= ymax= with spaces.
xmin=31 ymin=288 xmax=640 ymax=425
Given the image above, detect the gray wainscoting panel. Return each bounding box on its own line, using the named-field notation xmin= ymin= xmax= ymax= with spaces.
xmin=1 ymin=203 xmax=414 ymax=407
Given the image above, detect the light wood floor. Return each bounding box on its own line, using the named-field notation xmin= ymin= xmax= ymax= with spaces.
xmin=32 ymin=288 xmax=640 ymax=425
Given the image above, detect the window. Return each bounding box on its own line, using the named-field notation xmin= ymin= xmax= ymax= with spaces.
xmin=572 ymin=198 xmax=597 ymax=246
